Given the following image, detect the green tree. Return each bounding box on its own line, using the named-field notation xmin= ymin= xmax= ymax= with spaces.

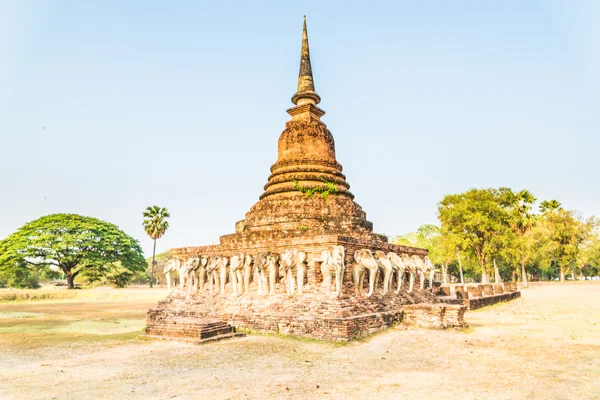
xmin=536 ymin=209 xmax=592 ymax=281
xmin=539 ymin=199 xmax=562 ymax=215
xmin=438 ymin=188 xmax=513 ymax=283
xmin=142 ymin=205 xmax=170 ymax=288
xmin=505 ymin=189 xmax=537 ymax=287
xmin=0 ymin=214 xmax=146 ymax=289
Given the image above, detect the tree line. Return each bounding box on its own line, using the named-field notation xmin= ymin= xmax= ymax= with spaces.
xmin=394 ymin=188 xmax=600 ymax=284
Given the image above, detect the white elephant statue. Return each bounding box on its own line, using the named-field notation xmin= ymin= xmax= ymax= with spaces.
xmin=387 ymin=252 xmax=407 ymax=294
xmin=253 ymin=252 xmax=269 ymax=295
xmin=242 ymin=254 xmax=254 ymax=294
xmin=264 ymin=253 xmax=280 ymax=295
xmin=180 ymin=257 xmax=200 ymax=292
xmin=218 ymin=256 xmax=229 ymax=296
xmin=412 ymin=255 xmax=427 ymax=291
xmin=374 ymin=250 xmax=393 ymax=295
xmin=207 ymin=257 xmax=221 ymax=296
xmin=402 ymin=253 xmax=416 ymax=293
xmin=192 ymin=256 xmax=209 ymax=293
xmin=321 ymin=246 xmax=346 ymax=297
xmin=352 ymin=249 xmax=378 ymax=297
xmin=229 ymin=254 xmax=245 ymax=296
xmin=423 ymin=256 xmax=436 ymax=291
xmin=163 ymin=257 xmax=181 ymax=292
xmin=280 ymin=249 xmax=307 ymax=296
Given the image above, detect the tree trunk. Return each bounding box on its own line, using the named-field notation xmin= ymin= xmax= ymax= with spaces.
xmin=150 ymin=238 xmax=157 ymax=288
xmin=560 ymin=268 xmax=565 ymax=282
xmin=494 ymin=259 xmax=501 ymax=283
xmin=521 ymin=261 xmax=528 ymax=288
xmin=65 ymin=268 xmax=77 ymax=289
xmin=481 ymin=267 xmax=488 ymax=284
xmin=457 ymin=252 xmax=464 ymax=285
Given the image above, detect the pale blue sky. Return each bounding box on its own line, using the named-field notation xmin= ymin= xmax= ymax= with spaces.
xmin=1 ymin=1 xmax=598 ymax=256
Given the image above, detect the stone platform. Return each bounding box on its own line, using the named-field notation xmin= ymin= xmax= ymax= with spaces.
xmin=144 ymin=317 xmax=244 ymax=344
xmin=146 ymin=280 xmax=461 ymax=341
xmin=436 ymin=283 xmax=521 ymax=310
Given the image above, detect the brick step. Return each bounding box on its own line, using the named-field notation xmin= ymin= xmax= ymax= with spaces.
xmin=145 ymin=326 xmax=233 ymax=339
xmin=145 ymin=318 xmax=237 ymax=340
xmin=142 ymin=331 xmax=245 ymax=345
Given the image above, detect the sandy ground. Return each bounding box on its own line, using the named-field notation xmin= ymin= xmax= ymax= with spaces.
xmin=0 ymin=283 xmax=598 ymax=400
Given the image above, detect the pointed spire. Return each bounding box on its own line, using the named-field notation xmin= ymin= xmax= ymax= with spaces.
xmin=292 ymin=16 xmax=321 ymax=106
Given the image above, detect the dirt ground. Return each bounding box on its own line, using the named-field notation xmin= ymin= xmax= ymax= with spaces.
xmin=0 ymin=283 xmax=598 ymax=400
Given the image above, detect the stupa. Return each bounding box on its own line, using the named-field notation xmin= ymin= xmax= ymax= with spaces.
xmin=176 ymin=17 xmax=411 ymax=257
xmin=146 ymin=18 xmax=444 ymax=342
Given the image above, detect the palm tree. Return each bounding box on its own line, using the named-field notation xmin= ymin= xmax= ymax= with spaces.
xmin=540 ymin=199 xmax=562 ymax=215
xmin=142 ymin=205 xmax=170 ymax=288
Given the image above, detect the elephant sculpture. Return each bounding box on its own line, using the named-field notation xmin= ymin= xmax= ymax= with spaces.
xmin=352 ymin=249 xmax=379 ymax=297
xmin=412 ymin=255 xmax=428 ymax=290
xmin=180 ymin=257 xmax=200 ymax=292
xmin=192 ymin=256 xmax=209 ymax=293
xmin=229 ymin=254 xmax=245 ymax=296
xmin=264 ymin=253 xmax=280 ymax=295
xmin=374 ymin=250 xmax=394 ymax=295
xmin=242 ymin=254 xmax=254 ymax=294
xmin=387 ymin=252 xmax=407 ymax=294
xmin=423 ymin=256 xmax=436 ymax=290
xmin=218 ymin=256 xmax=229 ymax=295
xmin=163 ymin=257 xmax=182 ymax=292
xmin=321 ymin=245 xmax=346 ymax=297
xmin=402 ymin=254 xmax=416 ymax=293
xmin=253 ymin=252 xmax=269 ymax=295
xmin=207 ymin=257 xmax=221 ymax=296
xmin=280 ymin=249 xmax=307 ymax=296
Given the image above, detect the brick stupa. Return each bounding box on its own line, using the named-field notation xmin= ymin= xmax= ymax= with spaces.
xmin=147 ymin=18 xmax=430 ymax=341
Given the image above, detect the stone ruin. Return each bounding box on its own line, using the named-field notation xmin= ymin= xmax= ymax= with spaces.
xmin=146 ymin=17 xmax=468 ymax=342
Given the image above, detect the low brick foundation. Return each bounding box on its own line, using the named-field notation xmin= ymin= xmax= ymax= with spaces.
xmin=438 ymin=291 xmax=521 ymax=310
xmin=146 ymin=281 xmax=466 ymax=341
xmin=402 ymin=304 xmax=467 ymax=329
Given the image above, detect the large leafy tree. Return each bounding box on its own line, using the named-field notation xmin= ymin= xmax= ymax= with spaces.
xmin=142 ymin=205 xmax=170 ymax=288
xmin=505 ymin=189 xmax=537 ymax=287
xmin=438 ymin=188 xmax=513 ymax=283
xmin=0 ymin=214 xmax=146 ymax=289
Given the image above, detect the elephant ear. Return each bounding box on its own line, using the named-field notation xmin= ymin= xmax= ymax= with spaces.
xmin=354 ymin=250 xmax=362 ymax=264
xmin=297 ymin=251 xmax=307 ymax=265
xmin=321 ymin=250 xmax=330 ymax=265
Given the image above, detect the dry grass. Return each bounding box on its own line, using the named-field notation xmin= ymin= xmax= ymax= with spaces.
xmin=0 ymin=284 xmax=599 ymax=399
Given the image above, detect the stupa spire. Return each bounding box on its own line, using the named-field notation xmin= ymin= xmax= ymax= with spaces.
xmin=291 ymin=16 xmax=321 ymax=106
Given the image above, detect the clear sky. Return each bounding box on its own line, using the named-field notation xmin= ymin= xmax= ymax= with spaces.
xmin=1 ymin=1 xmax=598 ymax=256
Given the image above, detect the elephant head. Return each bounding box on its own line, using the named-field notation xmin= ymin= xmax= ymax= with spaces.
xmin=321 ymin=246 xmax=346 ymax=297
xmin=411 ymin=255 xmax=427 ymax=290
xmin=242 ymin=254 xmax=254 ymax=294
xmin=353 ymin=249 xmax=378 ymax=297
xmin=265 ymin=253 xmax=280 ymax=295
xmin=374 ymin=250 xmax=393 ymax=295
xmin=163 ymin=258 xmax=181 ymax=292
xmin=229 ymin=254 xmax=245 ymax=296
xmin=280 ymin=249 xmax=307 ymax=296
xmin=387 ymin=252 xmax=406 ymax=294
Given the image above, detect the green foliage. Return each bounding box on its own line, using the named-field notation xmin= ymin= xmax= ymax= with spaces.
xmin=438 ymin=188 xmax=515 ymax=282
xmin=293 ymin=177 xmax=337 ymax=199
xmin=142 ymin=205 xmax=170 ymax=288
xmin=104 ymin=262 xmax=135 ymax=288
xmin=0 ymin=214 xmax=147 ymax=289
xmin=298 ymin=225 xmax=310 ymax=232
xmin=142 ymin=206 xmax=170 ymax=240
xmin=395 ymin=188 xmax=600 ymax=283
